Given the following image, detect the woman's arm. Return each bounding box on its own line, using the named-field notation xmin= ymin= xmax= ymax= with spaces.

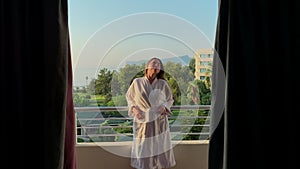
xmin=126 ymin=79 xmax=137 ymax=117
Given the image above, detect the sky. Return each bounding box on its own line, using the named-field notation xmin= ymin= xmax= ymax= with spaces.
xmin=68 ymin=0 xmax=218 ymax=86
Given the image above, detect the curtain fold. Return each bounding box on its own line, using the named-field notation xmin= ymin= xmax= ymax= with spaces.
xmin=64 ymin=34 xmax=77 ymax=169
xmin=208 ymin=0 xmax=228 ymax=168
xmin=209 ymin=0 xmax=298 ymax=169
xmin=0 ymin=0 xmax=76 ymax=169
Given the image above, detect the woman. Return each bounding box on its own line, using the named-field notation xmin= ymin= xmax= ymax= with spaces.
xmin=126 ymin=57 xmax=176 ymax=169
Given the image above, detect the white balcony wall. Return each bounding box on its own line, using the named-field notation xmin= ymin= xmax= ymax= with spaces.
xmin=76 ymin=140 xmax=209 ymax=169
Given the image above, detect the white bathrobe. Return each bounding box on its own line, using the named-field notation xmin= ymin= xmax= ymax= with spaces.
xmin=126 ymin=76 xmax=176 ymax=169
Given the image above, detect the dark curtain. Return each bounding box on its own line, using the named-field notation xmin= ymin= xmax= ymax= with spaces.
xmin=0 ymin=0 xmax=76 ymax=169
xmin=209 ymin=0 xmax=298 ymax=169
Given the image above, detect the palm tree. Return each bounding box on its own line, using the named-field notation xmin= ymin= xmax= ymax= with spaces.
xmin=187 ymin=80 xmax=200 ymax=105
xmin=204 ymin=62 xmax=212 ymax=90
xmin=85 ymin=76 xmax=88 ymax=87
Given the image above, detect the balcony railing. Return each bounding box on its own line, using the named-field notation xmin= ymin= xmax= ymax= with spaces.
xmin=75 ymin=105 xmax=211 ymax=143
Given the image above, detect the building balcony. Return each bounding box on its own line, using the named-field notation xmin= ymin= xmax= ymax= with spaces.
xmin=75 ymin=105 xmax=210 ymax=169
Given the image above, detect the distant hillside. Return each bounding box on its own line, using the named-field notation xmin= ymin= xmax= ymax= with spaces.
xmin=126 ymin=55 xmax=191 ymax=65
xmin=162 ymin=55 xmax=191 ymax=65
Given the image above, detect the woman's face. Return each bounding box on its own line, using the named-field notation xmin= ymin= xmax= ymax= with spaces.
xmin=146 ymin=59 xmax=161 ymax=80
xmin=147 ymin=67 xmax=160 ymax=79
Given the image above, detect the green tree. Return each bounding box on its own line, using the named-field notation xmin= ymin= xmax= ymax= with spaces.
xmin=114 ymin=120 xmax=133 ymax=141
xmin=189 ymin=58 xmax=196 ymax=78
xmin=87 ymin=78 xmax=96 ymax=94
xmin=111 ymin=71 xmax=121 ymax=96
xmin=196 ymin=80 xmax=211 ymax=105
xmin=204 ymin=61 xmax=213 ymax=90
xmin=73 ymin=93 xmax=90 ymax=107
xmin=164 ymin=62 xmax=194 ymax=105
xmin=118 ymin=64 xmax=144 ymax=94
xmin=95 ymin=68 xmax=113 ymax=95
xmin=168 ymin=77 xmax=181 ymax=105
xmin=91 ymin=120 xmax=116 ymax=142
xmin=187 ymin=80 xmax=200 ymax=105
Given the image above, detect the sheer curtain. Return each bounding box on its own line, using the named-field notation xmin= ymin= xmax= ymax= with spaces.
xmin=209 ymin=0 xmax=297 ymax=169
xmin=0 ymin=0 xmax=76 ymax=169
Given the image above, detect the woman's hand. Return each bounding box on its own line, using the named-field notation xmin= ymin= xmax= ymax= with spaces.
xmin=132 ymin=106 xmax=144 ymax=120
xmin=158 ymin=105 xmax=167 ymax=115
xmin=158 ymin=105 xmax=172 ymax=116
